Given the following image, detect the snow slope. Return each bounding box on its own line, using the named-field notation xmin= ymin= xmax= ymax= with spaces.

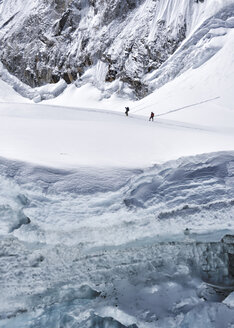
xmin=0 ymin=79 xmax=29 ymax=103
xmin=0 ymin=1 xmax=234 ymax=327
xmin=42 ymin=4 xmax=234 ymax=130
xmin=0 ymin=102 xmax=234 ymax=169
xmin=0 ymin=67 xmax=234 ymax=326
xmin=0 ymin=76 xmax=234 ymax=327
xmin=137 ymin=16 xmax=234 ymax=127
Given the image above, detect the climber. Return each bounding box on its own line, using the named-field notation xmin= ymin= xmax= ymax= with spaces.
xmin=149 ymin=112 xmax=154 ymax=121
xmin=125 ymin=107 xmax=130 ymax=116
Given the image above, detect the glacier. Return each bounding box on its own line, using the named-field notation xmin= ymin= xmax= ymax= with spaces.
xmin=0 ymin=152 xmax=234 ymax=327
xmin=0 ymin=0 xmax=234 ymax=326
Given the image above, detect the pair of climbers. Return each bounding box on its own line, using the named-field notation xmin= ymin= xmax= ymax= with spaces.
xmin=125 ymin=107 xmax=155 ymax=121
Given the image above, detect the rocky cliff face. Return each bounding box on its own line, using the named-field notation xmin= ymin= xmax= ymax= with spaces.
xmin=0 ymin=0 xmax=233 ymax=99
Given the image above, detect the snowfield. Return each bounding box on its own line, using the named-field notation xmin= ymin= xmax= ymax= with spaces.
xmin=0 ymin=95 xmax=234 ymax=327
xmin=0 ymin=101 xmax=234 ymax=169
xmin=0 ymin=0 xmax=234 ymax=327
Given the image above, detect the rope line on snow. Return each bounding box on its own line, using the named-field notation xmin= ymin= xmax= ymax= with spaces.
xmin=131 ymin=96 xmax=220 ymax=116
xmin=155 ymin=96 xmax=220 ymax=117
xmin=131 ymin=101 xmax=160 ymax=113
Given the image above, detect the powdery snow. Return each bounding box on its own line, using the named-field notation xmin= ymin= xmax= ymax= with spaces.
xmin=136 ymin=28 xmax=234 ymax=128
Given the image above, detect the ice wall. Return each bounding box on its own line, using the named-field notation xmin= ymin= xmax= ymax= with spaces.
xmin=0 ymin=152 xmax=234 ymax=327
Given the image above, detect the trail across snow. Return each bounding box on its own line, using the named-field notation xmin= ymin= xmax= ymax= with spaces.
xmin=0 ymin=102 xmax=234 ymax=169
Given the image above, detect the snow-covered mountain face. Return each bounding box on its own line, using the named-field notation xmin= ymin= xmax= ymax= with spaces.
xmin=0 ymin=0 xmax=233 ymax=99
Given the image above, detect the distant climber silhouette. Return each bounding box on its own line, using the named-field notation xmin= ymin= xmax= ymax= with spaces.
xmin=125 ymin=107 xmax=130 ymax=116
xmin=149 ymin=112 xmax=154 ymax=121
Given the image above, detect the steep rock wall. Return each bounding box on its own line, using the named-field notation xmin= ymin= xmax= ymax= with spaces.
xmin=0 ymin=0 xmax=233 ymax=98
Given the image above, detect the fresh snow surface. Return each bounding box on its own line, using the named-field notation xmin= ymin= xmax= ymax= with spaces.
xmin=0 ymin=79 xmax=30 ymax=103
xmin=14 ymin=25 xmax=232 ymax=170
xmin=0 ymin=101 xmax=234 ymax=169
xmin=140 ymin=24 xmax=234 ymax=128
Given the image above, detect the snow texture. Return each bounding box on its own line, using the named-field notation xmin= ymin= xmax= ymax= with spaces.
xmin=0 ymin=153 xmax=234 ymax=327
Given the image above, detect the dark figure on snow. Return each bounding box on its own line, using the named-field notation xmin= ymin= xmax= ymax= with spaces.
xmin=149 ymin=112 xmax=154 ymax=121
xmin=125 ymin=107 xmax=130 ymax=116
